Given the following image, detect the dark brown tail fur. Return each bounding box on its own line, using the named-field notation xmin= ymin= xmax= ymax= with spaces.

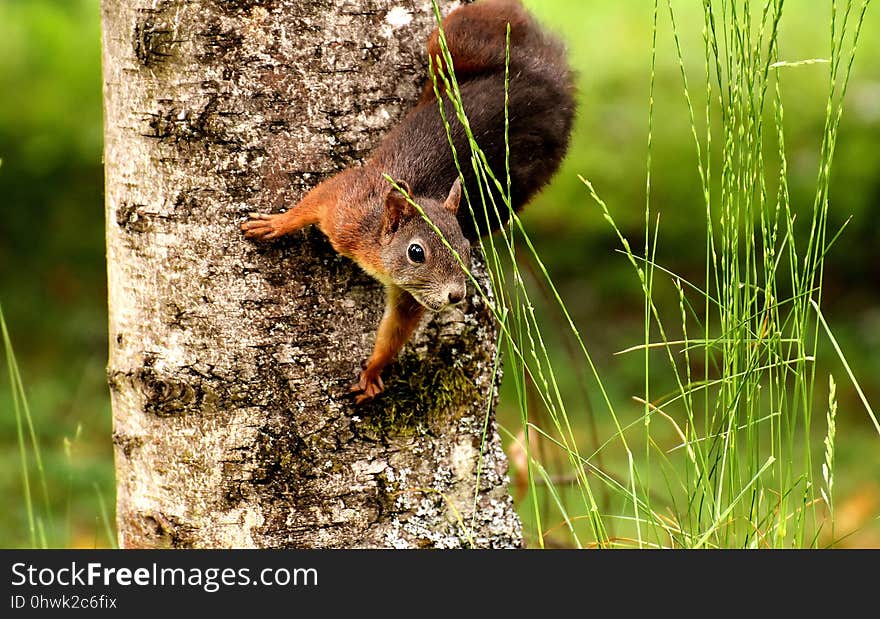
xmin=371 ymin=0 xmax=576 ymax=241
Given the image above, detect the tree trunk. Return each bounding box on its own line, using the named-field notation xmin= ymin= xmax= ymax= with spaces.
xmin=102 ymin=0 xmax=521 ymax=548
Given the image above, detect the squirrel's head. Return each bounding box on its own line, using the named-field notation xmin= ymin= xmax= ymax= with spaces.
xmin=379 ymin=179 xmax=471 ymax=312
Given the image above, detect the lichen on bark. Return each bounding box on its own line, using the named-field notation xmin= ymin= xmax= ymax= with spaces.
xmin=103 ymin=0 xmax=522 ymax=548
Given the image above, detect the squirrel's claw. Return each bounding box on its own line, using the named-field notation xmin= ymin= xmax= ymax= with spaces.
xmin=241 ymin=213 xmax=284 ymax=240
xmin=353 ymin=392 xmax=374 ymax=406
xmin=352 ymin=367 xmax=384 ymax=404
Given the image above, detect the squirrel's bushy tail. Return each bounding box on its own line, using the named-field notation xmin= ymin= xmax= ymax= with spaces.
xmin=377 ymin=1 xmax=575 ymax=240
xmin=421 ymin=0 xmax=572 ymax=102
xmin=419 ymin=0 xmax=576 ymax=240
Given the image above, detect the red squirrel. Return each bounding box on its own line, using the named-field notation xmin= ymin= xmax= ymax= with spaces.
xmin=242 ymin=0 xmax=575 ymax=404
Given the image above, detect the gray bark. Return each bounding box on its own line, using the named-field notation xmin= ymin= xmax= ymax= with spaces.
xmin=102 ymin=0 xmax=521 ymax=548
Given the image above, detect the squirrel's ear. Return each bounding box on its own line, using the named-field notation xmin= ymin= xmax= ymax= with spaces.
xmin=382 ymin=180 xmax=415 ymax=238
xmin=444 ymin=178 xmax=462 ymax=215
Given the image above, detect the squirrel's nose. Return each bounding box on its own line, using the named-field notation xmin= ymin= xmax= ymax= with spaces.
xmin=447 ymin=289 xmax=465 ymax=305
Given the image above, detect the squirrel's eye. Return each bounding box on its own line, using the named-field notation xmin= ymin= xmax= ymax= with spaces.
xmin=407 ymin=243 xmax=425 ymax=264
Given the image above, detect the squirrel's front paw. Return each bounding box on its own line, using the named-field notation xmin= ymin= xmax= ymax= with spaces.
xmin=241 ymin=213 xmax=286 ymax=240
xmin=351 ymin=367 xmax=385 ymax=405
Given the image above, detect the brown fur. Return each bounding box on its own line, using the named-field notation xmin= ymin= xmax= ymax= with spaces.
xmin=242 ymin=0 xmax=575 ymax=403
xmin=354 ymin=287 xmax=425 ymax=404
xmin=419 ymin=0 xmax=533 ymax=104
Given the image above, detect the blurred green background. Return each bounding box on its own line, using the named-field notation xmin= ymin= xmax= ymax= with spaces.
xmin=0 ymin=0 xmax=877 ymax=548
